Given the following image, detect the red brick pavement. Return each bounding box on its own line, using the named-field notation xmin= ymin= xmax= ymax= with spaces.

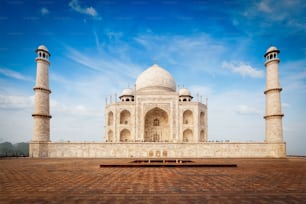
xmin=0 ymin=157 xmax=306 ymax=203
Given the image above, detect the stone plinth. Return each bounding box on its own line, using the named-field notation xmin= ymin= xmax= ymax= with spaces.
xmin=30 ymin=142 xmax=286 ymax=158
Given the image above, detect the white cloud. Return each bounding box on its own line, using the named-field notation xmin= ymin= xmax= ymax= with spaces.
xmin=40 ymin=7 xmax=49 ymax=16
xmin=0 ymin=95 xmax=33 ymax=109
xmin=281 ymin=61 xmax=306 ymax=93
xmin=51 ymin=100 xmax=100 ymax=117
xmin=284 ymin=68 xmax=306 ymax=81
xmin=85 ymin=7 xmax=97 ymax=17
xmin=233 ymin=0 xmax=306 ymax=39
xmin=189 ymin=85 xmax=213 ymax=99
xmin=257 ymin=1 xmax=272 ymax=13
xmin=236 ymin=104 xmax=261 ymax=114
xmin=222 ymin=61 xmax=264 ymax=78
xmin=282 ymin=102 xmax=290 ymax=108
xmin=0 ymin=68 xmax=33 ymax=81
xmin=69 ymin=0 xmax=98 ymax=17
xmin=208 ymin=90 xmax=265 ymax=142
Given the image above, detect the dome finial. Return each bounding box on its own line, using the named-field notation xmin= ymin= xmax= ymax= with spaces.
xmin=153 ymin=57 xmax=158 ymax=65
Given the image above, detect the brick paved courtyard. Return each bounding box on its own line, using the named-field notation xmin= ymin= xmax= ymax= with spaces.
xmin=1 ymin=157 xmax=306 ymax=203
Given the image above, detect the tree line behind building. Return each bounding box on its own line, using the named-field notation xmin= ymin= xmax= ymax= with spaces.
xmin=0 ymin=142 xmax=29 ymax=157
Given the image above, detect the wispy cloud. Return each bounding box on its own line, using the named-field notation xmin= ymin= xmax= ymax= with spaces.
xmin=236 ymin=104 xmax=261 ymax=114
xmin=66 ymin=47 xmax=102 ymax=72
xmin=281 ymin=61 xmax=306 ymax=93
xmin=0 ymin=95 xmax=33 ymax=109
xmin=134 ymin=34 xmax=227 ymax=74
xmin=257 ymin=1 xmax=272 ymax=13
xmin=222 ymin=61 xmax=264 ymax=78
xmin=0 ymin=68 xmax=33 ymax=81
xmin=189 ymin=85 xmax=213 ymax=98
xmin=208 ymin=89 xmax=265 ymax=141
xmin=40 ymin=7 xmax=49 ymax=16
xmin=233 ymin=0 xmax=306 ymax=40
xmin=282 ymin=102 xmax=290 ymax=108
xmin=51 ymin=99 xmax=100 ymax=117
xmin=66 ymin=46 xmax=143 ymax=80
xmin=69 ymin=0 xmax=98 ymax=17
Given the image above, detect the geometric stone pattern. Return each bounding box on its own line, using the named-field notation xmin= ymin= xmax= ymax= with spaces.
xmin=1 ymin=157 xmax=305 ymax=203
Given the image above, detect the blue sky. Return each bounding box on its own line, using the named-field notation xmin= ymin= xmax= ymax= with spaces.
xmin=0 ymin=0 xmax=305 ymax=155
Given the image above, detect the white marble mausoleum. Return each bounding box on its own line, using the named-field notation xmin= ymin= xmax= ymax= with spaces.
xmin=105 ymin=64 xmax=207 ymax=144
xmin=30 ymin=45 xmax=286 ymax=158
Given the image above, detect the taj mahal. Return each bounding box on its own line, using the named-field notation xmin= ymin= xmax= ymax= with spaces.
xmin=30 ymin=45 xmax=286 ymax=158
xmin=105 ymin=64 xmax=207 ymax=143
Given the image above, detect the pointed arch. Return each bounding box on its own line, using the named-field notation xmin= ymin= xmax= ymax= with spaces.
xmin=120 ymin=129 xmax=131 ymax=142
xmin=120 ymin=110 xmax=131 ymax=124
xmin=144 ymin=107 xmax=169 ymax=142
xmin=200 ymin=112 xmax=205 ymax=125
xmin=183 ymin=129 xmax=193 ymax=142
xmin=200 ymin=130 xmax=205 ymax=142
xmin=108 ymin=111 xmax=113 ymax=126
xmin=108 ymin=130 xmax=113 ymax=142
xmin=183 ymin=110 xmax=193 ymax=125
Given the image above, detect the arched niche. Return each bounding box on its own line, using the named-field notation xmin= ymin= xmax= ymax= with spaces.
xmin=183 ymin=129 xmax=193 ymax=142
xmin=183 ymin=110 xmax=193 ymax=125
xmin=199 ymin=130 xmax=205 ymax=142
xmin=120 ymin=129 xmax=131 ymax=142
xmin=120 ymin=110 xmax=131 ymax=124
xmin=108 ymin=130 xmax=113 ymax=142
xmin=200 ymin=112 xmax=205 ymax=125
xmin=108 ymin=111 xmax=113 ymax=126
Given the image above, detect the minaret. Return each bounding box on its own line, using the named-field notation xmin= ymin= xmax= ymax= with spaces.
xmin=32 ymin=45 xmax=51 ymax=142
xmin=264 ymin=46 xmax=284 ymax=143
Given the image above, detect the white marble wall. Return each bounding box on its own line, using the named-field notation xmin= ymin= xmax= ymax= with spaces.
xmin=30 ymin=142 xmax=286 ymax=158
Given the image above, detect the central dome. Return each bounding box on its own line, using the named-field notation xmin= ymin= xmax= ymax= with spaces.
xmin=135 ymin=64 xmax=176 ymax=92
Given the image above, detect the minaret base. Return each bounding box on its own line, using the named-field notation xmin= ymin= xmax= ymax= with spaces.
xmin=29 ymin=142 xmax=49 ymax=158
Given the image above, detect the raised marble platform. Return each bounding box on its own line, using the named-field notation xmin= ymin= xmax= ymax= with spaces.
xmin=30 ymin=142 xmax=286 ymax=158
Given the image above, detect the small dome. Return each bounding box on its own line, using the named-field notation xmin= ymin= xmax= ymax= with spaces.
xmin=264 ymin=46 xmax=280 ymax=57
xmin=37 ymin=45 xmax=49 ymax=52
xmin=135 ymin=64 xmax=176 ymax=92
xmin=179 ymin=88 xmax=191 ymax=96
xmin=121 ymin=88 xmax=134 ymax=96
xmin=36 ymin=45 xmax=51 ymax=56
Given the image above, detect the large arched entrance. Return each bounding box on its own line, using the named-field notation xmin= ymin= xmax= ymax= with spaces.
xmin=144 ymin=107 xmax=169 ymax=142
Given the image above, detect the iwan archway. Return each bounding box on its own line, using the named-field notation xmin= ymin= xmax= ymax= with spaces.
xmin=144 ymin=107 xmax=169 ymax=142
